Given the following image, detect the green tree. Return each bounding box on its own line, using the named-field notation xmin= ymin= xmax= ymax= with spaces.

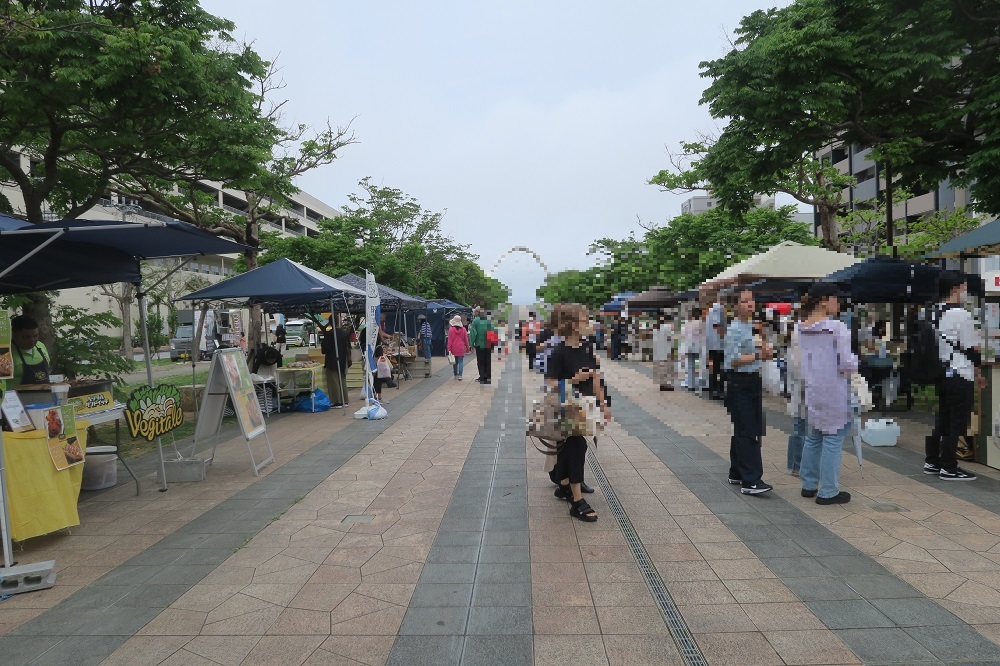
xmin=538 ymin=206 xmax=816 ymax=305
xmin=0 ymin=0 xmax=276 ymax=365
xmin=259 ymin=178 xmax=507 ymax=309
xmin=690 ymin=0 xmax=1000 ymax=244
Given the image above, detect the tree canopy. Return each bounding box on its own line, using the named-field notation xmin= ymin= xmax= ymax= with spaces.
xmin=0 ymin=0 xmax=276 ymax=224
xmin=537 ymin=206 xmax=815 ymax=307
xmin=656 ymin=0 xmax=1000 ymax=245
xmin=258 ymin=178 xmax=508 ymax=309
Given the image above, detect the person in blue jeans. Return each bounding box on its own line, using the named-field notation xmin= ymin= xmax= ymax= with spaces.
xmin=798 ymin=282 xmax=858 ymax=505
xmin=418 ymin=314 xmax=432 ymax=376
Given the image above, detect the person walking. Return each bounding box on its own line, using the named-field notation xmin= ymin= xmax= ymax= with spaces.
xmin=925 ymin=271 xmax=983 ymax=481
xmin=652 ymin=314 xmax=675 ymax=391
xmin=798 ymin=282 xmax=858 ymax=504
xmin=321 ymin=317 xmax=351 ymax=408
xmin=785 ymin=310 xmax=807 ymax=476
xmin=417 ymin=314 xmax=433 ymax=377
xmin=706 ymin=300 xmax=727 ymax=399
xmin=447 ymin=315 xmax=471 ymax=380
xmin=680 ymin=308 xmax=704 ymax=391
xmin=468 ymin=308 xmax=495 ymax=384
xmin=523 ymin=312 xmax=541 ymax=369
xmin=724 ymin=288 xmax=774 ymax=496
xmin=547 ymin=303 xmax=611 ymax=522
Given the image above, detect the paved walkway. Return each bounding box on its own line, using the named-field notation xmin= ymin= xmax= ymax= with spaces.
xmin=7 ymin=353 xmax=1000 ymax=663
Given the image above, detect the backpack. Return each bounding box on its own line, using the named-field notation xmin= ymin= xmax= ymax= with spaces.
xmin=908 ymin=305 xmax=954 ymax=386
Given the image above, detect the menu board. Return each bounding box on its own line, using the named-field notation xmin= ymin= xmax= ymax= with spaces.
xmin=45 ymin=404 xmax=83 ymax=471
xmin=1 ymin=389 xmax=33 ymax=432
xmin=0 ymin=311 xmax=12 ymax=380
xmin=219 ymin=348 xmax=265 ymax=439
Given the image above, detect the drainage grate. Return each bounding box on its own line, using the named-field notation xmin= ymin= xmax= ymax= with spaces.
xmin=588 ymin=451 xmax=708 ymax=666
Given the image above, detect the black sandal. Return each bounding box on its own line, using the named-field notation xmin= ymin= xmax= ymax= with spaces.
xmin=570 ymin=499 xmax=598 ymax=522
xmin=554 ymin=485 xmax=572 ymax=501
xmin=580 ymin=482 xmax=595 ymax=494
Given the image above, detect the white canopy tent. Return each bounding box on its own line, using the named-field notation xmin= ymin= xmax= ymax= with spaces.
xmin=700 ymin=241 xmax=862 ymax=292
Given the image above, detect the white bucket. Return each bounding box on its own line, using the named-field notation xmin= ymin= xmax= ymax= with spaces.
xmin=81 ymin=445 xmax=118 ymax=490
xmin=862 ymin=418 xmax=901 ymax=447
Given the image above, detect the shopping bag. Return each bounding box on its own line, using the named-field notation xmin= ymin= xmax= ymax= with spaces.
xmin=447 ymin=351 xmax=456 ymax=365
xmin=376 ymin=355 xmax=392 ymax=378
xmin=851 ymin=373 xmax=873 ymax=412
xmin=761 ymin=360 xmax=782 ymax=395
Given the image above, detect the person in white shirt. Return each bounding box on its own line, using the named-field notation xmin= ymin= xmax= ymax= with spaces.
xmin=705 ymin=301 xmax=727 ymax=399
xmin=679 ymin=308 xmax=704 ymax=391
xmin=925 ymin=271 xmax=983 ymax=481
xmin=652 ymin=314 xmax=675 ymax=391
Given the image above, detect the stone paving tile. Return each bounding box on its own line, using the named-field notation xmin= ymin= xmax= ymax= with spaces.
xmin=609 ymin=360 xmax=1000 ymax=660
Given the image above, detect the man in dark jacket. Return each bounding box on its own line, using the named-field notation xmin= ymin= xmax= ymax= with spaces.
xmin=322 ymin=317 xmax=352 ymax=408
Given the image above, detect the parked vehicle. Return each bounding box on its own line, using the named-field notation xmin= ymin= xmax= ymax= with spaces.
xmin=171 ymin=309 xmax=244 ymax=361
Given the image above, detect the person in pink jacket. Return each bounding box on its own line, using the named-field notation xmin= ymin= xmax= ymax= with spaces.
xmin=446 ymin=315 xmax=472 ymax=380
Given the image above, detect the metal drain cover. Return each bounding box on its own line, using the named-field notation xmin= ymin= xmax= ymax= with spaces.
xmin=871 ymin=503 xmax=909 ymax=513
xmin=341 ymin=515 xmax=375 ymax=524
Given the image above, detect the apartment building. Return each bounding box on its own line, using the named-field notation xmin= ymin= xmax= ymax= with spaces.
xmin=679 ymin=193 xmax=814 ymax=226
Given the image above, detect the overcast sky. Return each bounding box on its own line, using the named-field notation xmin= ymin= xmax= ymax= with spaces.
xmin=202 ymin=0 xmax=786 ymax=304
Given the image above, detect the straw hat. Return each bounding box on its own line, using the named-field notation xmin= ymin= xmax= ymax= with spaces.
xmin=450 ymin=315 xmax=464 ymax=327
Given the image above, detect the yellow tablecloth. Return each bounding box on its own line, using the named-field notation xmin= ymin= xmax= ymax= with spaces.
xmin=3 ymin=424 xmax=88 ymax=542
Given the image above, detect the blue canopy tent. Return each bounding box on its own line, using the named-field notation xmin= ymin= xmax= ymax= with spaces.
xmin=333 ymin=273 xmax=426 ymax=343
xmin=599 ymin=291 xmax=640 ymax=314
xmin=400 ymin=300 xmax=473 ymax=357
xmin=0 ymin=213 xmax=255 ymax=559
xmin=178 ymin=258 xmax=364 ymax=307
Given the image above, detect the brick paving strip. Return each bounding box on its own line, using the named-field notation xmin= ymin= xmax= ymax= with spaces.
xmin=0 ymin=360 xmax=485 ymax=665
xmin=607 ymin=361 xmax=1000 ymax=664
xmin=95 ymin=359 xmax=503 ymax=666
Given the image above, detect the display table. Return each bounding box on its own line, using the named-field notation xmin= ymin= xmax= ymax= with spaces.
xmin=275 ymin=366 xmax=324 ymax=409
xmin=3 ymin=425 xmax=88 ymax=542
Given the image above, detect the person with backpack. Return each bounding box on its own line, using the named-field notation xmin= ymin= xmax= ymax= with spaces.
xmin=921 ymin=271 xmax=983 ymax=481
xmin=468 ymin=308 xmax=495 ymax=385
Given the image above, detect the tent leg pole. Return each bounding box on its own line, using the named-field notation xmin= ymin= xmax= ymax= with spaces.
xmin=138 ymin=290 xmax=168 ymax=492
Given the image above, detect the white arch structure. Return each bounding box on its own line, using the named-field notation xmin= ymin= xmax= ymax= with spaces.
xmin=488 ymin=246 xmax=550 ymax=277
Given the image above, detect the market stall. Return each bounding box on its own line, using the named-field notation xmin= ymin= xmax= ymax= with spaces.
xmin=0 ymin=214 xmax=251 ymax=593
xmin=700 ymin=241 xmax=862 ymax=293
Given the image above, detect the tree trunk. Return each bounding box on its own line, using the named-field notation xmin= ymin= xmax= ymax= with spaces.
xmin=22 ymin=292 xmax=59 ymax=372
xmin=817 ymin=205 xmax=841 ymax=252
xmin=244 ymin=215 xmax=262 ymax=352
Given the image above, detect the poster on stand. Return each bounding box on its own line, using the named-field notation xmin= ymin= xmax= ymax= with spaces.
xmin=45 ymin=404 xmax=83 ymax=471
xmin=219 ymin=349 xmax=266 ymax=439
xmin=0 ymin=311 xmax=12 ymax=380
xmin=1 ymin=389 xmax=34 ymax=432
xmin=124 ymin=385 xmax=184 ymax=441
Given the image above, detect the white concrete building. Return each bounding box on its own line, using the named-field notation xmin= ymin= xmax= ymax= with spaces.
xmin=1 ymin=149 xmax=342 ymax=343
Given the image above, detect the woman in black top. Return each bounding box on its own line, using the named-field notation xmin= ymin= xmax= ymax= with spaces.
xmin=545 ymin=303 xmax=611 ymax=522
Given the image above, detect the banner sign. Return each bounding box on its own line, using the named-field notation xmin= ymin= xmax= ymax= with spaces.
xmin=46 ymin=404 xmax=83 ymax=471
xmin=69 ymin=390 xmax=115 ymax=416
xmin=0 ymin=311 xmax=12 ymax=380
xmin=365 ymin=270 xmax=381 ymax=373
xmin=125 ymin=385 xmax=184 ymax=442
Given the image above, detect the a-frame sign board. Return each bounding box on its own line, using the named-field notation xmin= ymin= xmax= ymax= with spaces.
xmin=194 ymin=348 xmax=274 ymax=475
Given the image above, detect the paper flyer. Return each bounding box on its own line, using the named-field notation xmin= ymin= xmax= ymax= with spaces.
xmin=46 ymin=404 xmax=83 ymax=471
xmin=1 ymin=389 xmax=34 ymax=432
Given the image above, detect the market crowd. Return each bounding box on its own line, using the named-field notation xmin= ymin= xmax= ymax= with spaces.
xmin=523 ymin=270 xmax=983 ymax=520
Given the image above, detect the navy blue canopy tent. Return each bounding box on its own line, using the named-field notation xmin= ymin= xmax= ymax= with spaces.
xmin=178 ymin=258 xmax=364 ymax=307
xmin=397 ymin=300 xmax=474 ymax=357
xmin=0 ymin=214 xmax=143 ymax=293
xmin=335 ymin=273 xmax=426 ymax=311
xmin=0 ymin=212 xmax=256 ymax=495
xmin=823 ymin=255 xmax=943 ymax=303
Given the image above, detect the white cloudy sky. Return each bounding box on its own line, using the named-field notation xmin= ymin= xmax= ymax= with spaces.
xmin=202 ymin=0 xmax=787 ymax=303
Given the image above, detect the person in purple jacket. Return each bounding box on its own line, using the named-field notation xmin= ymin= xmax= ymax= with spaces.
xmin=798 ymin=282 xmax=859 ymax=505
